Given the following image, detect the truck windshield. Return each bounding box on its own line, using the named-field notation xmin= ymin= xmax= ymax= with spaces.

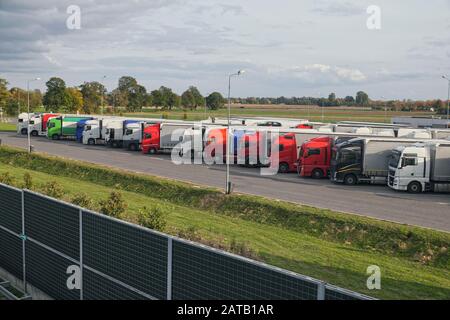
xmin=84 ymin=125 xmax=91 ymax=131
xmin=48 ymin=122 xmax=55 ymax=128
xmin=389 ymin=150 xmax=401 ymax=168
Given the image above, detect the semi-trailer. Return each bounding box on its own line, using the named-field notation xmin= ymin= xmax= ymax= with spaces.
xmin=330 ymin=137 xmax=427 ymax=185
xmin=47 ymin=116 xmax=93 ymax=140
xmin=388 ymin=142 xmax=450 ymax=193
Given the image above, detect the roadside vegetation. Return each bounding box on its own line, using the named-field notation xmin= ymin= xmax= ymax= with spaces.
xmin=0 ymin=146 xmax=449 ymax=299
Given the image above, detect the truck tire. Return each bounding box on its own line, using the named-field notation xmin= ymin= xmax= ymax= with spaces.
xmin=148 ymin=148 xmax=157 ymax=155
xmin=407 ymin=181 xmax=422 ymax=193
xmin=112 ymin=141 xmax=119 ymax=148
xmin=278 ymin=162 xmax=290 ymax=173
xmin=21 ymin=128 xmax=27 ymax=135
xmin=88 ymin=138 xmax=95 ymax=145
xmin=31 ymin=130 xmax=38 ymax=137
xmin=311 ymin=168 xmax=324 ymax=179
xmin=129 ymin=143 xmax=138 ymax=151
xmin=344 ymin=174 xmax=357 ymax=185
xmin=52 ymin=134 xmax=60 ymax=140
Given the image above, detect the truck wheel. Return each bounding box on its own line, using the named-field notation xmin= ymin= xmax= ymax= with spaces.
xmin=112 ymin=141 xmax=119 ymax=148
xmin=344 ymin=174 xmax=357 ymax=185
xmin=88 ymin=138 xmax=95 ymax=145
xmin=278 ymin=162 xmax=290 ymax=173
xmin=21 ymin=128 xmax=27 ymax=135
xmin=311 ymin=169 xmax=324 ymax=179
xmin=148 ymin=148 xmax=157 ymax=155
xmin=129 ymin=143 xmax=137 ymax=151
xmin=407 ymin=181 xmax=422 ymax=193
xmin=31 ymin=130 xmax=38 ymax=137
xmin=52 ymin=134 xmax=60 ymax=140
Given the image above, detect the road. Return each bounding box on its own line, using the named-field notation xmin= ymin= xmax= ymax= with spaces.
xmin=1 ymin=132 xmax=449 ymax=232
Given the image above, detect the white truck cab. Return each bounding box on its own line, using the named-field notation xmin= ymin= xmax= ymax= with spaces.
xmin=388 ymin=142 xmax=450 ymax=193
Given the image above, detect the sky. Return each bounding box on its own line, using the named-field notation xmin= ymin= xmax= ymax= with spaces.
xmin=0 ymin=0 xmax=450 ymax=100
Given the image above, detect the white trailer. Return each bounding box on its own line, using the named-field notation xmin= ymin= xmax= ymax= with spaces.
xmin=388 ymin=142 xmax=450 ymax=192
xmin=82 ymin=118 xmax=124 ymax=145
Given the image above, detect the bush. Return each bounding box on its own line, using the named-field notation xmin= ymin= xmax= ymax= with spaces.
xmin=182 ymin=111 xmax=188 ymax=120
xmin=0 ymin=171 xmax=14 ymax=185
xmin=70 ymin=193 xmax=96 ymax=210
xmin=40 ymin=181 xmax=65 ymax=198
xmin=230 ymin=238 xmax=258 ymax=260
xmin=137 ymin=206 xmax=167 ymax=231
xmin=161 ymin=112 xmax=169 ymax=119
xmin=23 ymin=172 xmax=33 ymax=189
xmin=99 ymin=191 xmax=127 ymax=218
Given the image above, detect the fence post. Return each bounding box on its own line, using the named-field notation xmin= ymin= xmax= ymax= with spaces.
xmin=21 ymin=190 xmax=27 ymax=294
xmin=317 ymin=282 xmax=325 ymax=300
xmin=167 ymin=238 xmax=173 ymax=300
xmin=79 ymin=209 xmax=83 ymax=300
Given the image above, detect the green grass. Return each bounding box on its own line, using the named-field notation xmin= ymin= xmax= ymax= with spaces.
xmin=0 ymin=146 xmax=449 ymax=299
xmin=121 ymin=106 xmax=433 ymax=123
xmin=0 ymin=123 xmax=16 ymax=132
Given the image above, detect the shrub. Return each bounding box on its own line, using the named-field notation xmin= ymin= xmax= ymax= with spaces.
xmin=230 ymin=238 xmax=258 ymax=260
xmin=40 ymin=181 xmax=65 ymax=198
xmin=161 ymin=112 xmax=169 ymax=119
xmin=99 ymin=191 xmax=127 ymax=218
xmin=23 ymin=172 xmax=33 ymax=189
xmin=137 ymin=206 xmax=167 ymax=231
xmin=182 ymin=111 xmax=188 ymax=120
xmin=0 ymin=171 xmax=14 ymax=185
xmin=70 ymin=193 xmax=96 ymax=210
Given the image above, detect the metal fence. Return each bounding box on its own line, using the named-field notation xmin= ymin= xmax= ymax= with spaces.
xmin=0 ymin=183 xmax=373 ymax=300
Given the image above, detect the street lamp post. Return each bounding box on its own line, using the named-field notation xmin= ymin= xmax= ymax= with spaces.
xmin=27 ymin=77 xmax=40 ymax=153
xmin=442 ymin=76 xmax=450 ymax=122
xmin=225 ymin=70 xmax=245 ymax=194
xmin=100 ymin=76 xmax=106 ymax=116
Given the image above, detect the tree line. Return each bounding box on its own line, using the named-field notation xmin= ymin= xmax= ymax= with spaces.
xmin=0 ymin=76 xmax=448 ymax=116
xmin=0 ymin=76 xmax=227 ymax=115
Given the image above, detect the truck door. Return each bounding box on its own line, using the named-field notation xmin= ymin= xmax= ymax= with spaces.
xmin=400 ymin=154 xmax=423 ymax=178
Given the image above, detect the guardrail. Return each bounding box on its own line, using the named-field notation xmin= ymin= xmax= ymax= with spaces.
xmin=0 ymin=183 xmax=374 ymax=300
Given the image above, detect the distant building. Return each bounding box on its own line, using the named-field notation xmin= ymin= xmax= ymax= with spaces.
xmin=392 ymin=116 xmax=450 ymax=128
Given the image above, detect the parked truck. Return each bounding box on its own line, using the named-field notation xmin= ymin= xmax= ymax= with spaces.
xmin=104 ymin=119 xmax=140 ymax=148
xmin=330 ymin=137 xmax=424 ymax=185
xmin=141 ymin=123 xmax=195 ymax=154
xmin=47 ymin=116 xmax=93 ymax=140
xmin=388 ymin=142 xmax=450 ymax=193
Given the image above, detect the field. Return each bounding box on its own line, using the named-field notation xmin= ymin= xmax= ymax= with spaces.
xmin=0 ymin=146 xmax=449 ymax=300
xmin=0 ymin=123 xmax=16 ymax=132
xmin=122 ymin=104 xmax=433 ymax=123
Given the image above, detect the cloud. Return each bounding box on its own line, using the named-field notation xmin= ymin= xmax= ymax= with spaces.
xmin=271 ymin=64 xmax=367 ymax=85
xmin=312 ymin=0 xmax=362 ymax=16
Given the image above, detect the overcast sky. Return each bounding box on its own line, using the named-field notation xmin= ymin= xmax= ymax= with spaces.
xmin=1 ymin=0 xmax=449 ymax=100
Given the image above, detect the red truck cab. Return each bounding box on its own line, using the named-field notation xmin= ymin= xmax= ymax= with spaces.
xmin=298 ymin=136 xmax=333 ymax=178
xmin=205 ymin=128 xmax=227 ymax=160
xmin=295 ymin=124 xmax=313 ymax=129
xmin=141 ymin=123 xmax=161 ymax=154
xmin=271 ymin=133 xmax=298 ymax=173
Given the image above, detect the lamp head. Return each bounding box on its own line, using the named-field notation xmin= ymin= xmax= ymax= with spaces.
xmin=237 ymin=70 xmax=245 ymax=76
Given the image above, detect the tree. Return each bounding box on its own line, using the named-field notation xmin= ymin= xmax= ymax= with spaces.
xmin=65 ymin=87 xmax=84 ymax=113
xmin=356 ymin=91 xmax=369 ymax=106
xmin=79 ymin=81 xmax=105 ymax=114
xmin=344 ymin=96 xmax=355 ymax=104
xmin=114 ymin=76 xmax=147 ymax=111
xmin=127 ymin=84 xmax=147 ymax=112
xmin=328 ymin=92 xmax=336 ymax=102
xmin=181 ymin=89 xmax=196 ymax=109
xmin=0 ymin=78 xmax=10 ymax=113
xmin=206 ymin=92 xmax=225 ymax=110
xmin=43 ymin=77 xmax=69 ymax=112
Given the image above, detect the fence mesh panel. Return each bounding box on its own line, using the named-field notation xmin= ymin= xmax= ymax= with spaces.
xmin=83 ymin=268 xmax=149 ymax=300
xmin=24 ymin=191 xmax=79 ymax=260
xmin=172 ymin=240 xmax=318 ymax=300
xmin=325 ymin=287 xmax=361 ymax=300
xmin=25 ymin=240 xmax=80 ymax=300
xmin=0 ymin=228 xmax=22 ymax=279
xmin=0 ymin=184 xmax=22 ymax=234
xmin=82 ymin=212 xmax=168 ymax=300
